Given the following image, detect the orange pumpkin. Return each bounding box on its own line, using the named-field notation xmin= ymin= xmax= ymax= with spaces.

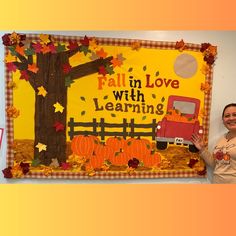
xmin=110 ymin=151 xmax=130 ymax=166
xmin=71 ymin=135 xmax=99 ymax=156
xmin=88 ymin=154 xmax=105 ymax=169
xmin=94 ymin=143 xmax=115 ymax=160
xmin=143 ymin=153 xmax=161 ymax=167
xmin=106 ymin=136 xmax=126 ymax=152
xmin=124 ymin=137 xmax=152 ymax=159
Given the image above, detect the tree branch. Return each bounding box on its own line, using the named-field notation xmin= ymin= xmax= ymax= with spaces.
xmin=69 ymin=56 xmax=113 ymax=80
xmin=14 ymin=61 xmax=27 ymax=71
xmin=16 ymin=52 xmax=28 ymax=64
xmin=67 ymin=48 xmax=81 ymax=57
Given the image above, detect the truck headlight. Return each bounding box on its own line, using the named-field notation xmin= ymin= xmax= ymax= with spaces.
xmin=198 ymin=129 xmax=203 ymax=134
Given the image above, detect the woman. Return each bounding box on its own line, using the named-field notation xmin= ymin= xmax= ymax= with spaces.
xmin=191 ymin=103 xmax=236 ymax=183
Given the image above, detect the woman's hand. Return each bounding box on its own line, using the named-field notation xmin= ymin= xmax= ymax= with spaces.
xmin=191 ymin=133 xmax=205 ymax=152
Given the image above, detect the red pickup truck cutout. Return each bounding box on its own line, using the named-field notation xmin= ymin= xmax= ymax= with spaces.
xmin=156 ymin=95 xmax=203 ymax=152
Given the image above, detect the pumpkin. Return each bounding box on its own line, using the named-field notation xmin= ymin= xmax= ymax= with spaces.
xmin=143 ymin=153 xmax=161 ymax=167
xmin=110 ymin=151 xmax=130 ymax=166
xmin=71 ymin=135 xmax=99 ymax=156
xmin=124 ymin=137 xmax=152 ymax=159
xmin=105 ymin=136 xmax=126 ymax=152
xmin=87 ymin=154 xmax=105 ymax=169
xmin=94 ymin=143 xmax=115 ymax=160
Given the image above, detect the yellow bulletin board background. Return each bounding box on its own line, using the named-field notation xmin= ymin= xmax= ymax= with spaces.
xmin=13 ymin=47 xmax=205 ymax=140
xmin=1 ymin=1 xmax=236 ymax=236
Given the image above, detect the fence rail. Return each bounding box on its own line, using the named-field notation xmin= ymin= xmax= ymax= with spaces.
xmin=68 ymin=118 xmax=157 ymax=141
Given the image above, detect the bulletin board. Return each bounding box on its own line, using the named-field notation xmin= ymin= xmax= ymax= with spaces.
xmin=2 ymin=32 xmax=217 ymax=179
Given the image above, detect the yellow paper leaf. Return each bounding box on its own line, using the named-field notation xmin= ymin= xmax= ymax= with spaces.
xmin=11 ymin=163 xmax=23 ymax=178
xmin=39 ymin=34 xmax=51 ymax=44
xmin=53 ymin=102 xmax=64 ymax=113
xmin=10 ymin=32 xmax=21 ymax=44
xmin=37 ymin=86 xmax=47 ymax=97
xmin=42 ymin=166 xmax=53 ymax=176
xmin=7 ymin=81 xmax=17 ymax=89
xmin=89 ymin=37 xmax=98 ymax=50
xmin=199 ymin=108 xmax=206 ymax=119
xmin=35 ymin=142 xmax=47 ymax=152
xmin=200 ymin=64 xmax=210 ymax=75
xmin=5 ymin=53 xmax=17 ymax=63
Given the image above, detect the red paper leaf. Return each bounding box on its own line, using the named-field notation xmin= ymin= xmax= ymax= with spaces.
xmin=32 ymin=42 xmax=43 ymax=53
xmin=204 ymin=54 xmax=215 ymax=65
xmin=48 ymin=43 xmax=57 ymax=53
xmin=98 ymin=65 xmax=107 ymax=76
xmin=197 ymin=166 xmax=206 ymax=175
xmin=80 ymin=35 xmax=90 ymax=46
xmin=188 ymin=158 xmax=198 ymax=168
xmin=20 ymin=70 xmax=29 ymax=81
xmin=20 ymin=162 xmax=30 ymax=174
xmin=68 ymin=40 xmax=79 ymax=50
xmin=61 ymin=162 xmax=71 ymax=170
xmin=62 ymin=63 xmax=72 ymax=74
xmin=53 ymin=121 xmax=65 ymax=132
xmin=128 ymin=158 xmax=139 ymax=169
xmin=200 ymin=43 xmax=211 ymax=52
xmin=6 ymin=62 xmax=17 ymax=72
xmin=2 ymin=34 xmax=12 ymax=46
xmin=2 ymin=167 xmax=13 ymax=178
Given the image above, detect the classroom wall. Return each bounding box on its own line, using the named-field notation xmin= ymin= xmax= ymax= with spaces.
xmin=0 ymin=31 xmax=235 ymax=184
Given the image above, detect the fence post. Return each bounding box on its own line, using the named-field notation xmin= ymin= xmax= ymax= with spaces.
xmin=100 ymin=118 xmax=105 ymax=141
xmin=130 ymin=118 xmax=134 ymax=138
xmin=92 ymin=118 xmax=98 ymax=135
xmin=122 ymin=118 xmax=128 ymax=139
xmin=152 ymin=119 xmax=157 ymax=140
xmin=68 ymin=117 xmax=75 ymax=140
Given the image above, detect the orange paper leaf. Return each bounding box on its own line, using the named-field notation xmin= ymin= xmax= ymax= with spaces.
xmin=15 ymin=45 xmax=25 ymax=56
xmin=200 ymin=82 xmax=211 ymax=94
xmin=96 ymin=48 xmax=107 ymax=58
xmin=131 ymin=41 xmax=141 ymax=50
xmin=41 ymin=45 xmax=51 ymax=54
xmin=111 ymin=57 xmax=122 ymax=67
xmin=175 ymin=39 xmax=186 ymax=51
xmin=28 ymin=64 xmax=39 ymax=73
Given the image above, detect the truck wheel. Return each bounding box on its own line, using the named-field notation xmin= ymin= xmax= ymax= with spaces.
xmin=156 ymin=141 xmax=167 ymax=150
xmin=189 ymin=144 xmax=199 ymax=153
